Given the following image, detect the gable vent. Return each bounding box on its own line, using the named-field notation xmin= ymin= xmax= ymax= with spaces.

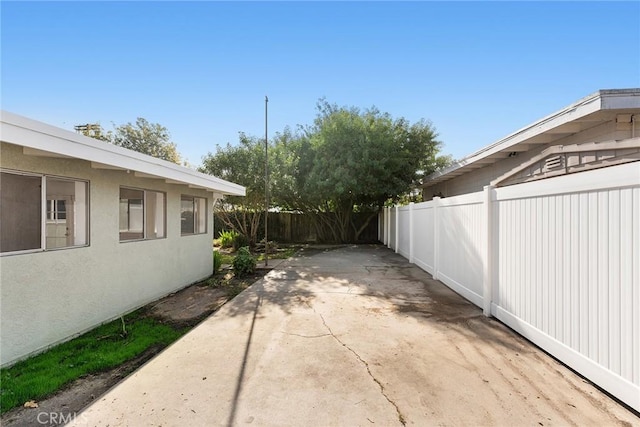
xmin=543 ymin=155 xmax=565 ymax=172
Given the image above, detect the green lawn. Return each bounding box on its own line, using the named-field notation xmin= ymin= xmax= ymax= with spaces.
xmin=0 ymin=310 xmax=185 ymax=414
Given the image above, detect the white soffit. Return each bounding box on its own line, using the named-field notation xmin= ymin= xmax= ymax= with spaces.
xmin=424 ymin=89 xmax=640 ymax=186
xmin=0 ymin=111 xmax=245 ymax=196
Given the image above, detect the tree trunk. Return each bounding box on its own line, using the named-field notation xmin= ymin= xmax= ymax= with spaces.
xmin=352 ymin=211 xmax=378 ymax=241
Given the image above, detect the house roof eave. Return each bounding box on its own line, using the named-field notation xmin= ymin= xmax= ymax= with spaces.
xmin=0 ymin=110 xmax=246 ymax=197
xmin=422 ymin=88 xmax=640 ymax=188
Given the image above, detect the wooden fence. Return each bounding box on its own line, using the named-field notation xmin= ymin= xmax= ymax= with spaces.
xmin=214 ymin=211 xmax=379 ymax=243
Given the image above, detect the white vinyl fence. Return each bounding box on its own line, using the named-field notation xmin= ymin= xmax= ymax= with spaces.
xmin=381 ymin=162 xmax=640 ymax=412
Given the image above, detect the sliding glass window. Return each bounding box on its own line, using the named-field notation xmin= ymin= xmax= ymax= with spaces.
xmin=1 ymin=170 xmax=89 ymax=254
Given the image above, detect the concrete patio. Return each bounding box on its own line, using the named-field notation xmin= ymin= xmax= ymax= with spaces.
xmin=69 ymin=245 xmax=637 ymax=426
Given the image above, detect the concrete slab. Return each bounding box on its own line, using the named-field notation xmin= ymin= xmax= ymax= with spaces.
xmin=68 ymin=245 xmax=638 ymax=426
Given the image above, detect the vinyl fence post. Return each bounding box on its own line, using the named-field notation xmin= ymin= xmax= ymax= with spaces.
xmin=386 ymin=207 xmax=391 ymax=249
xmin=433 ymin=196 xmax=440 ymax=280
xmin=482 ymin=185 xmax=495 ymax=317
xmin=382 ymin=207 xmax=389 ymax=245
xmin=395 ymin=205 xmax=399 ymax=253
xmin=409 ymin=202 xmax=415 ymax=263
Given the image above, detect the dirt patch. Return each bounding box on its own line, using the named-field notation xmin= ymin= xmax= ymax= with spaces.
xmin=0 ymin=268 xmax=270 ymax=427
xmin=147 ymin=283 xmax=230 ymax=328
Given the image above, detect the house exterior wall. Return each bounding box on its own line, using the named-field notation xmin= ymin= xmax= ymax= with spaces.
xmin=423 ymin=119 xmax=632 ymax=200
xmin=0 ymin=142 xmax=215 ymax=366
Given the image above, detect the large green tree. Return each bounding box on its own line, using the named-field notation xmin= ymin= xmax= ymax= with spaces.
xmin=275 ymin=100 xmax=449 ymax=241
xmin=78 ymin=118 xmax=181 ymax=164
xmin=202 ymin=99 xmax=451 ymax=243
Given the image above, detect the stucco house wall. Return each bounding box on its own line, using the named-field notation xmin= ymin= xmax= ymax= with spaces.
xmin=0 ymin=113 xmax=244 ymax=367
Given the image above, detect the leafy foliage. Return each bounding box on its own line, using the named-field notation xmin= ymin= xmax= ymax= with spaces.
xmin=232 ymin=233 xmax=249 ymax=251
xmin=78 ymin=118 xmax=181 ymax=164
xmin=109 ymin=118 xmax=181 ymax=164
xmin=274 ymin=100 xmax=450 ymax=241
xmin=218 ymin=230 xmax=238 ymax=248
xmin=232 ymin=247 xmax=256 ymax=276
xmin=213 ymin=250 xmax=223 ymax=274
xmin=202 ymin=99 xmax=452 ymax=243
xmin=201 ymin=134 xmax=266 ymax=246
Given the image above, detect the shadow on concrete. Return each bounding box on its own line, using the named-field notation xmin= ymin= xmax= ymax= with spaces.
xmin=226 ymin=289 xmax=262 ymax=427
xmin=222 ymin=244 xmax=526 ymax=355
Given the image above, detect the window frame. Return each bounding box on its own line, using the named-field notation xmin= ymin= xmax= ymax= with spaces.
xmin=46 ymin=199 xmax=67 ymax=223
xmin=0 ymin=169 xmax=90 ymax=256
xmin=119 ymin=186 xmax=167 ymax=242
xmin=180 ymin=195 xmax=208 ymax=236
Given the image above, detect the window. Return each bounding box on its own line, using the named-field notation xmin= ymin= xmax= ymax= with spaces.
xmin=181 ymin=195 xmax=207 ymax=235
xmin=47 ymin=200 xmax=67 ymax=222
xmin=0 ymin=170 xmax=89 ymax=254
xmin=119 ymin=187 xmax=165 ymax=241
xmin=46 ymin=178 xmax=88 ymax=249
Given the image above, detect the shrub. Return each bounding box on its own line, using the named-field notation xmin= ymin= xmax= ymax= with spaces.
xmin=218 ymin=230 xmax=238 ymax=248
xmin=213 ymin=250 xmax=223 ymax=274
xmin=233 ymin=247 xmax=256 ymax=277
xmin=232 ymin=233 xmax=249 ymax=251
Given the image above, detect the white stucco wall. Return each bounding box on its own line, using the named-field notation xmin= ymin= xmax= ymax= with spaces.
xmin=0 ymin=142 xmax=215 ymax=366
xmin=423 ymin=119 xmax=632 ymax=199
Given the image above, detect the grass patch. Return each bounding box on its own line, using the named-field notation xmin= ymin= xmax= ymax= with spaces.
xmin=0 ymin=310 xmax=185 ymax=414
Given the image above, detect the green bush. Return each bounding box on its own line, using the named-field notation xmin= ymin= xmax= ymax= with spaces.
xmin=218 ymin=230 xmax=238 ymax=248
xmin=232 ymin=233 xmax=249 ymax=251
xmin=213 ymin=250 xmax=223 ymax=274
xmin=232 ymin=247 xmax=256 ymax=277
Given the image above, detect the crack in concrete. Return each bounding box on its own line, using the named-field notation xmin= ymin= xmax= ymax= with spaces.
xmin=280 ymin=331 xmax=332 ymax=339
xmin=317 ymin=312 xmax=406 ymax=426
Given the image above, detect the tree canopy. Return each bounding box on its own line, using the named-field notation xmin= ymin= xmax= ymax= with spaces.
xmin=78 ymin=118 xmax=181 ymax=164
xmin=200 ymin=133 xmax=266 ymax=245
xmin=202 ymin=99 xmax=452 ymax=243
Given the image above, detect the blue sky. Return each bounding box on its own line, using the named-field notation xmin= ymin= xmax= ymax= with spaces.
xmin=2 ymin=1 xmax=639 ymax=166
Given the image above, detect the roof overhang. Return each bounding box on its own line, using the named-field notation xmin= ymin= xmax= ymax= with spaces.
xmin=0 ymin=111 xmax=245 ymax=196
xmin=423 ymin=89 xmax=640 ymax=187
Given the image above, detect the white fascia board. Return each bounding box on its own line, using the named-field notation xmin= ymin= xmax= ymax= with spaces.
xmin=424 ymin=89 xmax=640 ymax=185
xmin=600 ymin=89 xmax=640 ymax=109
xmin=0 ymin=111 xmax=246 ymax=196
